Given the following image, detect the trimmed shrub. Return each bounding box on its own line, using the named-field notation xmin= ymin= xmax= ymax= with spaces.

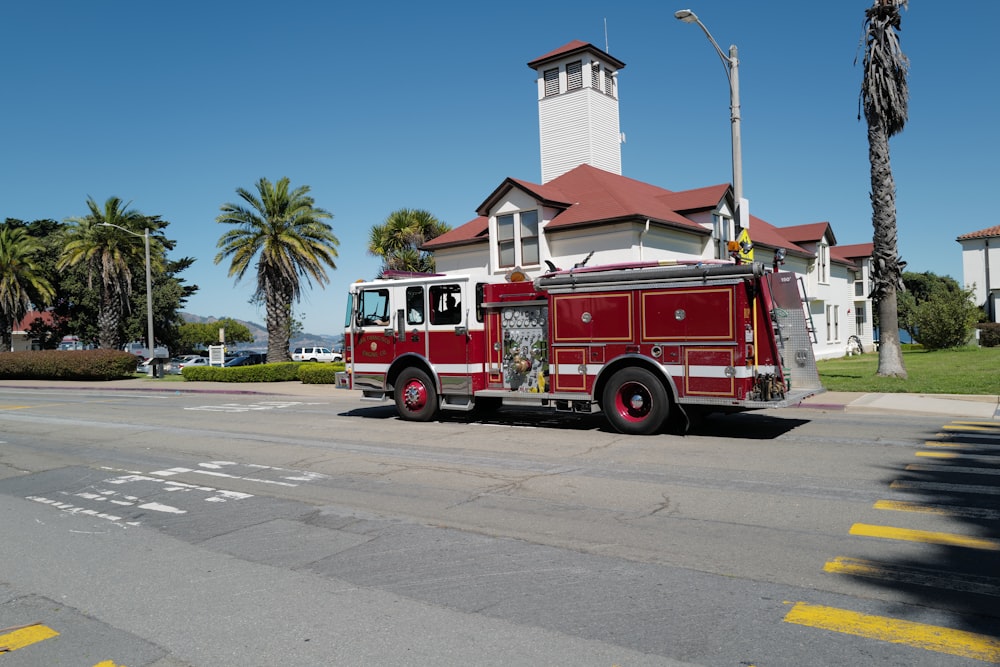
xmin=0 ymin=349 xmax=138 ymax=380
xmin=298 ymin=362 xmax=343 ymax=384
xmin=181 ymin=362 xmax=303 ymax=382
xmin=978 ymin=323 xmax=1000 ymax=348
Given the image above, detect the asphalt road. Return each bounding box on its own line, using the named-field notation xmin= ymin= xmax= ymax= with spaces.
xmin=0 ymin=385 xmax=997 ymax=666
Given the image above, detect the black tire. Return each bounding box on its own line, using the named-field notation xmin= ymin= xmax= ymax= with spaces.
xmin=394 ymin=367 xmax=439 ymax=422
xmin=601 ymin=367 xmax=670 ymax=435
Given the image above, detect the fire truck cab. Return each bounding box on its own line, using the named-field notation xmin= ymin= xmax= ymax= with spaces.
xmin=344 ymin=261 xmax=822 ymax=435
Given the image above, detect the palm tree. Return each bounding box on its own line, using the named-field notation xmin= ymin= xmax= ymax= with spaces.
xmin=57 ymin=197 xmax=164 ymax=351
xmin=0 ymin=224 xmax=55 ymax=351
xmin=860 ymin=0 xmax=909 ymax=378
xmin=368 ymin=208 xmax=450 ymax=275
xmin=215 ymin=177 xmax=339 ymax=363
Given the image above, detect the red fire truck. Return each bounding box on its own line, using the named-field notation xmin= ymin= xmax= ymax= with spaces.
xmin=344 ymin=260 xmax=822 ymax=435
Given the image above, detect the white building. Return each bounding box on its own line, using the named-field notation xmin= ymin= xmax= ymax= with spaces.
xmin=422 ymin=41 xmax=874 ymax=360
xmin=958 ymin=225 xmax=1000 ymax=322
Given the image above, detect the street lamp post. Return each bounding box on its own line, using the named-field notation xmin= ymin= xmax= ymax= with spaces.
xmin=101 ymin=222 xmax=155 ymax=373
xmin=675 ymin=8 xmax=746 ymax=228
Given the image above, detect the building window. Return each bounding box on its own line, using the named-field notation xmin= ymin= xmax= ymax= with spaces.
xmin=543 ymin=68 xmax=559 ymax=97
xmin=604 ymin=70 xmax=615 ymax=97
xmin=854 ymin=302 xmax=866 ymax=336
xmin=591 ymin=62 xmax=601 ymax=90
xmin=566 ymin=61 xmax=582 ymax=90
xmin=817 ymin=242 xmax=829 ymax=284
xmin=826 ymin=304 xmax=840 ymax=342
xmin=496 ymin=210 xmax=540 ymax=269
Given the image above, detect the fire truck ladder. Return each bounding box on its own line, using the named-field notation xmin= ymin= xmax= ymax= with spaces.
xmin=797 ymin=277 xmax=818 ymax=344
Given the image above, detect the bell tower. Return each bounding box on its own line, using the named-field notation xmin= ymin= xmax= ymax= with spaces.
xmin=527 ymin=40 xmax=626 ymax=183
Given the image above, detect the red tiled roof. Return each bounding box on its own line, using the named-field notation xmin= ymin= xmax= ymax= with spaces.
xmin=508 ymin=165 xmax=707 ymax=231
xmin=422 ymin=165 xmax=856 ymax=267
xmin=527 ymin=40 xmax=626 ymax=70
xmin=745 ymin=216 xmax=812 ymax=259
xmin=780 ymin=222 xmax=836 ymax=246
xmin=13 ymin=310 xmax=56 ymax=333
xmin=834 ymin=243 xmax=873 ymax=259
xmin=957 ymin=225 xmax=1000 ymax=240
xmin=421 ymin=216 xmax=489 ymax=249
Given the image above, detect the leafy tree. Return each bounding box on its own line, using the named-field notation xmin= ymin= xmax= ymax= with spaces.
xmin=896 ymin=272 xmax=979 ymax=350
xmin=122 ymin=255 xmax=199 ymax=353
xmin=859 ymin=0 xmax=909 ymax=378
xmin=215 ymin=177 xmax=339 ymax=363
xmin=897 ymin=272 xmax=961 ymax=340
xmin=177 ymin=318 xmax=254 ymax=352
xmin=0 ymin=223 xmax=55 ymax=350
xmin=368 ymin=208 xmax=450 ymax=275
xmin=57 ymin=197 xmax=171 ymax=350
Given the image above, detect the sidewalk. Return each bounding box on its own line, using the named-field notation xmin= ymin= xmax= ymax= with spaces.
xmin=2 ymin=378 xmax=998 ymax=420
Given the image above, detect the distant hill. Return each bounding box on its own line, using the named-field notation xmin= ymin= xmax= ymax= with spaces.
xmin=179 ymin=313 xmax=343 ymax=350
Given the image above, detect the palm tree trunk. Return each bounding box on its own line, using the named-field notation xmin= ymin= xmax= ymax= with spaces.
xmin=868 ymin=122 xmax=907 ymax=378
xmin=0 ymin=315 xmax=11 ymax=352
xmin=265 ymin=281 xmax=293 ymax=363
xmin=98 ymin=283 xmax=123 ymax=351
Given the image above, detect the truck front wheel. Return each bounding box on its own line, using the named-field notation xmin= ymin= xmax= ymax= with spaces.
xmin=602 ymin=367 xmax=669 ymax=435
xmin=394 ymin=367 xmax=439 ymax=422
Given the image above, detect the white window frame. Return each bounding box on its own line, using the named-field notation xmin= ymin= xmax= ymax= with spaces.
xmin=495 ymin=209 xmax=540 ymax=269
xmin=817 ymin=242 xmax=830 ymax=284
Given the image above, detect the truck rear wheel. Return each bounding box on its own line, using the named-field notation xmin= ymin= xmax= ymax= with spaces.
xmin=602 ymin=367 xmax=669 ymax=435
xmin=394 ymin=367 xmax=439 ymax=422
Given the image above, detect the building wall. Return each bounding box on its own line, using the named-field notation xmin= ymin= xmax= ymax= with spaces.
xmin=539 ymin=88 xmax=621 ymax=183
xmin=960 ymin=237 xmax=1000 ymax=321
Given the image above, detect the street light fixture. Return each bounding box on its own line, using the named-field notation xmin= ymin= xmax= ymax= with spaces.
xmin=674 ymin=8 xmax=746 ymax=228
xmin=101 ymin=222 xmax=155 ymax=372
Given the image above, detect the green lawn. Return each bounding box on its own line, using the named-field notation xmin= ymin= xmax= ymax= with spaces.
xmin=817 ymin=346 xmax=1000 ymax=394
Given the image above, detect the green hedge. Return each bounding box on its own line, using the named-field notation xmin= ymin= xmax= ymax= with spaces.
xmin=0 ymin=349 xmax=139 ymax=380
xmin=978 ymin=323 xmax=1000 ymax=348
xmin=181 ymin=362 xmax=303 ymax=382
xmin=298 ymin=362 xmax=343 ymax=384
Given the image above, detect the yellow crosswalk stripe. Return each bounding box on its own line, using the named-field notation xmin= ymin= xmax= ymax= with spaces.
xmin=0 ymin=623 xmax=59 ymax=652
xmin=873 ymin=498 xmax=1000 ymax=520
xmin=850 ymin=523 xmax=1000 ymax=550
xmin=784 ymin=601 xmax=1000 ymax=662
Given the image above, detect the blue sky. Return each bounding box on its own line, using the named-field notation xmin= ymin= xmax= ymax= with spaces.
xmin=2 ymin=2 xmax=995 ymax=337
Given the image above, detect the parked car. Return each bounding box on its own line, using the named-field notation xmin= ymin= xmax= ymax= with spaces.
xmin=224 ymin=352 xmax=267 ymax=367
xmin=291 ymin=346 xmax=342 ymax=362
xmin=168 ymin=356 xmax=212 ymax=374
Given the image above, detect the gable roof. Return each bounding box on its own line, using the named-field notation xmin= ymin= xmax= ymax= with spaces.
xmin=527 ymin=40 xmax=626 ymax=71
xmin=419 ymin=215 xmax=489 ymax=250
xmin=482 ymin=164 xmax=710 ymax=232
xmin=745 ymin=216 xmax=813 ymax=259
xmin=957 ymin=225 xmax=1000 ymax=241
xmin=422 ymin=164 xmax=861 ymax=268
xmin=833 ymin=243 xmax=874 ymax=260
xmin=780 ymin=222 xmax=837 ymax=246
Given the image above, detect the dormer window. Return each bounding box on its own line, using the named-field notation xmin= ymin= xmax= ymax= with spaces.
xmin=496 ymin=209 xmax=540 ymax=269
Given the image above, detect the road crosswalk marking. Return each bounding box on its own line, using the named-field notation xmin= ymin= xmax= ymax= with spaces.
xmin=784 ymin=602 xmax=1000 ymax=663
xmin=0 ymin=623 xmax=59 ymax=653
